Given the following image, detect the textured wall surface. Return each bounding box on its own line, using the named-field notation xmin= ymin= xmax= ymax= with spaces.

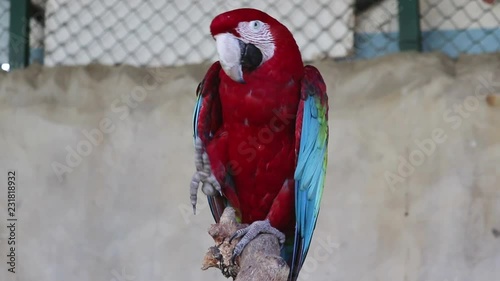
xmin=0 ymin=52 xmax=499 ymax=281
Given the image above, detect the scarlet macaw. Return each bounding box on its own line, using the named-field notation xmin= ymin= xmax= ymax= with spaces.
xmin=190 ymin=8 xmax=329 ymax=281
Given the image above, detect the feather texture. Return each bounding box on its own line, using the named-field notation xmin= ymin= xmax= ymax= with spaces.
xmin=290 ymin=65 xmax=329 ymax=280
xmin=192 ymin=62 xmax=228 ymax=222
xmin=193 ymin=9 xmax=329 ymax=281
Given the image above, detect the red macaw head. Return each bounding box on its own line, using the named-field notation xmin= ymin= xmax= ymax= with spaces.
xmin=210 ymin=8 xmax=303 ymax=83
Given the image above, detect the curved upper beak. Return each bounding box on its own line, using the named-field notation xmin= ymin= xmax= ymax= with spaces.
xmin=214 ymin=33 xmax=263 ymax=84
xmin=215 ymin=33 xmax=245 ymax=83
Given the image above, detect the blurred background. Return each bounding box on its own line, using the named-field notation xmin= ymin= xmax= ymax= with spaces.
xmin=2 ymin=0 xmax=500 ymax=68
xmin=0 ymin=0 xmax=499 ymax=281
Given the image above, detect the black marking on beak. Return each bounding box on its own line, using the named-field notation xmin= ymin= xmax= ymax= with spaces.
xmin=239 ymin=40 xmax=262 ymax=71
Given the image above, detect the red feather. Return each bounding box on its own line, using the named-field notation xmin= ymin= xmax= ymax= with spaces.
xmin=195 ymin=10 xmax=329 ymax=281
xmin=198 ymin=8 xmax=304 ymax=233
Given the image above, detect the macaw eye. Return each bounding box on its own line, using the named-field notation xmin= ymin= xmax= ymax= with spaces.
xmin=249 ymin=20 xmax=263 ymax=31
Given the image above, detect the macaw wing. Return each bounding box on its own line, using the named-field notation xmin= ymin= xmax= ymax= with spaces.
xmin=192 ymin=61 xmax=227 ymax=222
xmin=193 ymin=62 xmax=222 ymax=144
xmin=290 ymin=65 xmax=329 ymax=280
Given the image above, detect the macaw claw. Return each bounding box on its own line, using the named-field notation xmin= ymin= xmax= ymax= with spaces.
xmin=190 ymin=137 xmax=222 ymax=214
xmin=229 ymin=220 xmax=286 ymax=264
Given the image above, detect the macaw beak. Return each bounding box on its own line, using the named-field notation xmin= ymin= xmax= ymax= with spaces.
xmin=214 ymin=33 xmax=263 ymax=84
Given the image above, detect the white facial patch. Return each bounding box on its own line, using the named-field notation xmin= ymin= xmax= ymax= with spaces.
xmin=236 ymin=21 xmax=275 ymax=63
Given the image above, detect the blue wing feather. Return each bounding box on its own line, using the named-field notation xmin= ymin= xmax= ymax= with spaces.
xmin=289 ymin=65 xmax=328 ymax=281
xmin=192 ymin=94 xmax=202 ymax=143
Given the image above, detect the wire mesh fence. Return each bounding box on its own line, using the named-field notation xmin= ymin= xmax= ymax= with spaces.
xmin=420 ymin=0 xmax=500 ymax=58
xmin=2 ymin=0 xmax=500 ymax=69
xmin=354 ymin=0 xmax=400 ymax=59
xmin=0 ymin=0 xmax=9 ymax=68
xmin=43 ymin=0 xmax=365 ymax=67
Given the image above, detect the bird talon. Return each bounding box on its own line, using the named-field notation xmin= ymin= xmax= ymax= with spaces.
xmin=230 ymin=253 xmax=238 ymax=265
xmin=190 ymin=140 xmax=223 ymax=205
xmin=228 ymin=220 xmax=285 ymax=265
xmin=229 ymin=227 xmax=246 ymax=244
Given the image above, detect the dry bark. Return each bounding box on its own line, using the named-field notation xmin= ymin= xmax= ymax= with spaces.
xmin=486 ymin=94 xmax=500 ymax=107
xmin=202 ymin=207 xmax=289 ymax=281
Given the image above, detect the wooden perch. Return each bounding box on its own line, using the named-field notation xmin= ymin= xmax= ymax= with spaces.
xmin=202 ymin=207 xmax=289 ymax=281
xmin=486 ymin=94 xmax=500 ymax=107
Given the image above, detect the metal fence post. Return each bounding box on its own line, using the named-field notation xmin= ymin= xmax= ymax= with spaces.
xmin=9 ymin=0 xmax=30 ymax=69
xmin=398 ymin=0 xmax=422 ymax=51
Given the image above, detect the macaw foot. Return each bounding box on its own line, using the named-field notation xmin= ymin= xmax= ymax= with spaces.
xmin=190 ymin=137 xmax=222 ymax=214
xmin=229 ymin=220 xmax=286 ymax=264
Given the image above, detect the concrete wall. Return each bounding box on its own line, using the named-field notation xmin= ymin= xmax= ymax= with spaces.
xmin=0 ymin=52 xmax=499 ymax=281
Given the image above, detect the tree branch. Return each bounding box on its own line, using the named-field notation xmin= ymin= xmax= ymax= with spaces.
xmin=487 ymin=94 xmax=499 ymax=107
xmin=202 ymin=207 xmax=289 ymax=281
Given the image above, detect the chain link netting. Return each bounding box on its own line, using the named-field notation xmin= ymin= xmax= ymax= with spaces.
xmin=6 ymin=0 xmax=403 ymax=67
xmin=420 ymin=0 xmax=500 ymax=58
xmin=354 ymin=0 xmax=399 ymax=59
xmin=3 ymin=0 xmax=500 ymax=68
xmin=42 ymin=0 xmax=367 ymax=66
xmin=0 ymin=0 xmax=9 ymax=68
